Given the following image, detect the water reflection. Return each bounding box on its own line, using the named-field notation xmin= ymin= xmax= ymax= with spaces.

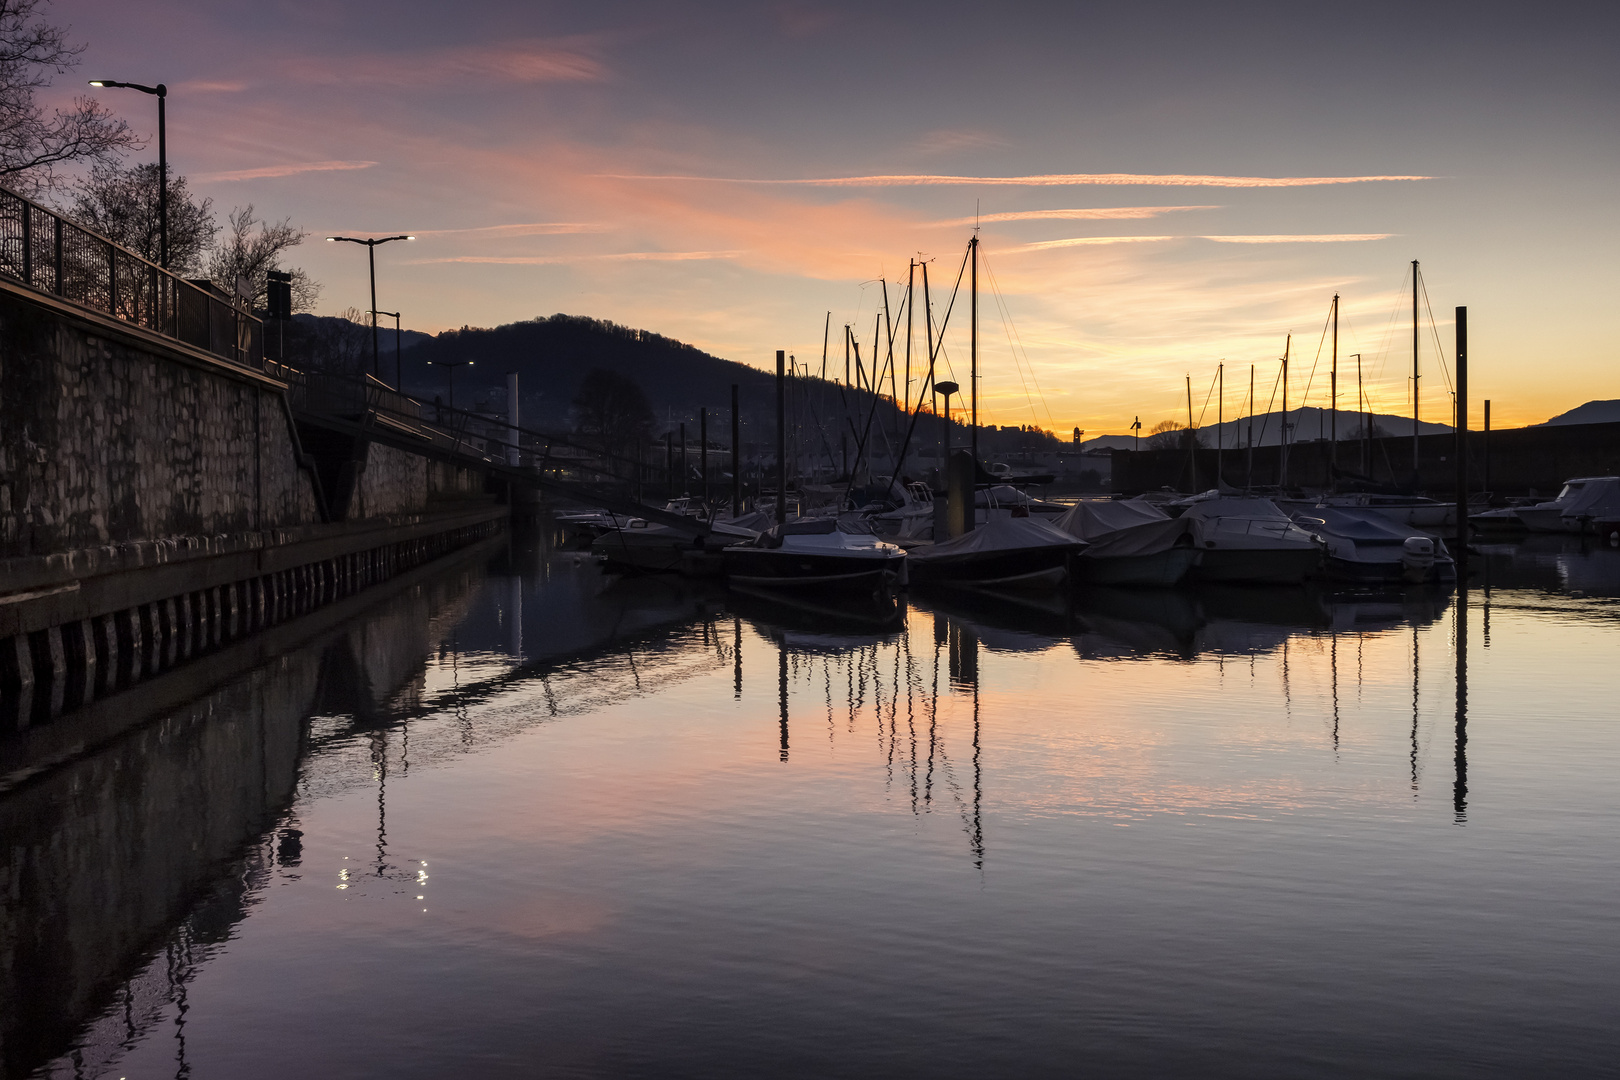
xmin=9 ymin=522 xmax=1620 ymax=1079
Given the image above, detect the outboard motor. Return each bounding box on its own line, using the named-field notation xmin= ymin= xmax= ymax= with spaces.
xmin=1401 ymin=536 xmax=1436 ymax=583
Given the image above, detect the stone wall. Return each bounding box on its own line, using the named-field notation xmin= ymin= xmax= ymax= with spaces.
xmin=0 ymin=286 xmax=322 ymax=560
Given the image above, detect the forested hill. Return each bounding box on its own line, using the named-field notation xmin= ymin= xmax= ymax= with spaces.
xmin=399 ymin=314 xmax=782 ymax=428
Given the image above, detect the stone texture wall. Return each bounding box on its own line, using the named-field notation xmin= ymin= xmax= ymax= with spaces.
xmin=0 ymin=288 xmax=321 ymax=560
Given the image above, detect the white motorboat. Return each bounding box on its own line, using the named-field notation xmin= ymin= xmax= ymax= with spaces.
xmin=1291 ymin=506 xmax=1455 ymax=584
xmin=722 ymin=518 xmax=907 ymax=592
xmin=1055 ymin=499 xmax=1199 ymax=587
xmin=592 ymin=517 xmax=757 ymax=574
xmin=1181 ymin=496 xmax=1324 ymax=584
xmin=1515 ymin=477 xmax=1620 ymax=534
xmin=1277 ymin=492 xmax=1456 ymax=531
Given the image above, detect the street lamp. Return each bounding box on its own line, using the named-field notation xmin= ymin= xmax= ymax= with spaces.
xmin=425 ymin=358 xmax=472 ymax=413
xmin=88 ymin=80 xmax=167 ymax=268
xmin=373 ymin=309 xmax=401 ymax=394
xmin=935 ymin=380 xmax=960 ymax=467
xmin=326 ymin=234 xmax=413 ymax=382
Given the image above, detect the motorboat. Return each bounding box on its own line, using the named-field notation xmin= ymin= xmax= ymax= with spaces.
xmin=1278 ymin=491 xmax=1456 ymax=531
xmin=1054 ymin=499 xmax=1199 ymax=587
xmin=1181 ymin=496 xmax=1324 ymax=584
xmin=1515 ymin=477 xmax=1620 ymax=534
xmin=592 ymin=517 xmax=757 ymax=575
xmin=1291 ymin=506 xmax=1456 ymax=584
xmin=722 ymin=518 xmax=906 ymax=592
xmin=907 ymin=509 xmax=1086 ymax=589
xmin=868 ymin=481 xmax=936 ymax=542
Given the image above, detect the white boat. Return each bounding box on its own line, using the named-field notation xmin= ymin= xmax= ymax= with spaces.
xmin=722 ymin=518 xmax=906 ymax=592
xmin=1278 ymin=492 xmax=1456 ymax=531
xmin=1291 ymin=506 xmax=1455 ymax=584
xmin=908 ymin=509 xmax=1086 ymax=589
xmin=1181 ymin=496 xmax=1324 ymax=584
xmin=1054 ymin=499 xmax=1199 ymax=587
xmin=1515 ymin=477 xmax=1620 ymax=534
xmin=592 ymin=516 xmax=757 ymax=574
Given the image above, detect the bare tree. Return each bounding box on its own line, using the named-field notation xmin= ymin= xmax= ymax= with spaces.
xmin=206 ymin=204 xmax=319 ymax=312
xmin=66 ymin=161 xmax=214 ymax=273
xmin=286 ymin=307 xmax=369 ymax=374
xmin=0 ymin=0 xmax=136 ymax=193
xmin=1146 ymin=419 xmax=1204 ymax=452
xmin=572 ymin=368 xmax=654 ymax=451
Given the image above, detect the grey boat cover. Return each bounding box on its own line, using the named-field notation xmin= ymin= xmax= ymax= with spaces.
xmin=1180 ymin=496 xmax=1293 ymax=523
xmin=1055 ymin=498 xmax=1171 ymax=539
xmin=909 ymin=512 xmax=1085 ymax=563
xmin=1078 ymin=516 xmax=1196 ymax=560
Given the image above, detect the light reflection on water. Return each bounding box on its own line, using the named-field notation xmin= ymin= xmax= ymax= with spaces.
xmin=12 ymin=528 xmax=1620 ymax=1079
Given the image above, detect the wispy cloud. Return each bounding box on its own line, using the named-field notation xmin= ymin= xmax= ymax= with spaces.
xmin=1023 ymin=233 xmax=1393 ymax=250
xmin=412 ymin=251 xmax=743 ymax=265
xmin=409 ymin=222 xmax=606 ymax=238
xmin=907 ymin=129 xmax=1010 ymax=156
xmin=935 ymin=206 xmax=1218 ymax=226
xmin=175 ymin=79 xmax=247 ymax=93
xmin=286 ymin=39 xmax=606 ymax=88
xmin=198 ymin=160 xmax=378 ymax=182
xmin=599 ymin=172 xmax=1433 ymax=188
xmin=1024 ymin=236 xmax=1179 ymax=249
xmin=1201 ymin=233 xmax=1395 ymax=243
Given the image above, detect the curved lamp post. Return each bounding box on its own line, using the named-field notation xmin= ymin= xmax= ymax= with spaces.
xmin=88 ymin=80 xmax=167 ymax=268
xmin=326 ymin=234 xmax=413 ymax=382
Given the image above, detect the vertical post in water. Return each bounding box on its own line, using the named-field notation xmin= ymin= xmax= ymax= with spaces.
xmin=666 ymin=432 xmax=673 ymax=501
xmin=1217 ymin=363 xmax=1223 ymax=490
xmin=679 ymin=423 xmax=687 ymax=496
xmin=1330 ymin=293 xmax=1339 ymax=473
xmin=731 ymin=384 xmax=741 ymax=516
xmin=1483 ymin=399 xmax=1492 ymax=498
xmin=506 ymin=371 xmax=520 ymax=467
xmin=776 ymin=349 xmax=787 ymax=524
xmin=700 ymin=407 xmax=709 ymax=512
xmin=1455 ymin=306 xmax=1468 ymax=550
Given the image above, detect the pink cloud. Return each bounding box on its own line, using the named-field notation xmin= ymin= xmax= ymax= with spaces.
xmin=285 ymin=39 xmax=606 ymax=87
xmin=198 ymin=160 xmax=377 ymax=182
xmin=934 ymin=206 xmax=1219 ymax=226
xmin=598 ymin=172 xmax=1434 ymax=188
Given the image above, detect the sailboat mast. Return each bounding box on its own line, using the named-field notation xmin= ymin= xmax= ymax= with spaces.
xmin=1248 ymin=363 xmax=1255 ymax=492
xmin=905 ymin=260 xmax=915 ymax=423
xmin=1281 ymin=335 xmax=1291 ymax=489
xmin=1412 ymin=259 xmax=1420 ymax=484
xmin=970 ymin=233 xmax=979 ymax=465
xmin=1331 ymin=293 xmax=1339 ymax=472
xmin=922 ymin=260 xmax=936 ymax=477
xmin=821 ymin=312 xmax=830 ymax=381
xmin=1217 ymin=362 xmax=1223 ymax=490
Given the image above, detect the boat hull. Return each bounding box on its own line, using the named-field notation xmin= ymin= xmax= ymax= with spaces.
xmin=1073 ymin=547 xmax=1198 ymax=587
xmin=909 ymin=545 xmax=1075 ymax=588
xmin=722 ymin=549 xmax=905 ymax=592
xmin=1192 ymin=547 xmax=1321 ymax=585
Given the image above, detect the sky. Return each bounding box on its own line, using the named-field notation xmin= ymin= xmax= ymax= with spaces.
xmin=51 ymin=0 xmax=1620 ymax=434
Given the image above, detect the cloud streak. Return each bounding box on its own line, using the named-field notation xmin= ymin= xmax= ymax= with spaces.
xmin=199 ymin=160 xmax=377 ymax=182
xmin=1024 ymin=233 xmax=1394 ymax=250
xmin=412 ymin=251 xmax=743 ymax=265
xmin=409 ymin=222 xmax=606 ymax=238
xmin=285 ymin=39 xmax=606 ymax=88
xmin=935 ymin=206 xmax=1218 ymax=226
xmin=600 ymin=172 xmax=1433 ymax=188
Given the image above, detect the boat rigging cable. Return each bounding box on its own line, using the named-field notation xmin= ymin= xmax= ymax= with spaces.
xmin=980 ymin=249 xmax=1059 ymax=433
xmin=889 ymin=241 xmax=972 ymax=488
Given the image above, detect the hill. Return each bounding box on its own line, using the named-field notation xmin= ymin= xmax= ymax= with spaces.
xmin=1535 ymin=400 xmax=1620 ymax=427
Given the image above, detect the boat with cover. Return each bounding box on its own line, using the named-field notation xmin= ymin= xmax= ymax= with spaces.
xmin=722 ymin=518 xmax=906 ymax=592
xmin=1515 ymin=477 xmax=1620 ymax=534
xmin=1290 ymin=505 xmax=1455 ymax=584
xmin=1055 ymin=499 xmax=1198 ymax=587
xmin=1181 ymin=496 xmax=1324 ymax=584
xmin=908 ymin=509 xmax=1086 ymax=588
xmin=592 ymin=516 xmax=757 ymax=574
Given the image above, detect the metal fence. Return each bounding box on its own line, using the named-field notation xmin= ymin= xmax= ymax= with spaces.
xmin=0 ymin=185 xmax=263 ymax=369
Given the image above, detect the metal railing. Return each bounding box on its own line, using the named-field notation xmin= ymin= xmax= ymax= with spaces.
xmin=0 ymin=185 xmax=263 ymax=369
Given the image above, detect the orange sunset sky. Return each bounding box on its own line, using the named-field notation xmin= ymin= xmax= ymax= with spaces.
xmin=58 ymin=0 xmax=1620 ymax=434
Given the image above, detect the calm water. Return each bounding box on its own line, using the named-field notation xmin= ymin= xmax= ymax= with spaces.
xmin=7 ymin=529 xmax=1620 ymax=1078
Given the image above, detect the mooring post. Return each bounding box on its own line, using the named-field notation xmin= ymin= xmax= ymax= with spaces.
xmin=1455 ymin=306 xmax=1468 ymax=554
xmin=776 ymin=349 xmax=787 ymax=524
xmin=1483 ymin=399 xmax=1491 ymax=497
xmin=700 ymin=407 xmax=709 ymax=512
xmin=731 ymin=384 xmax=741 ymax=516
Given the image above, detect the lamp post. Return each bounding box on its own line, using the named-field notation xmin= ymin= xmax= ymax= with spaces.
xmin=88 ymin=80 xmax=167 ymax=268
xmin=326 ymin=234 xmax=413 ymax=381
xmin=373 ymin=310 xmax=401 ymax=392
xmin=426 ymin=358 xmax=472 ymax=412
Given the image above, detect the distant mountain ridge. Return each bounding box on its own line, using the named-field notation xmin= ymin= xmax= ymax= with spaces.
xmin=1535 ymin=400 xmax=1620 ymax=427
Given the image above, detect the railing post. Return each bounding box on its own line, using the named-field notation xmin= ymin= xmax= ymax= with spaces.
xmin=107 ymin=243 xmax=117 ymax=316
xmin=52 ymin=215 xmax=62 ymax=295
xmin=21 ymin=201 xmax=31 ymax=285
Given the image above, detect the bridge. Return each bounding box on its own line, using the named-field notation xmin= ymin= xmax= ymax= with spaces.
xmin=0 ymin=185 xmax=710 ymax=729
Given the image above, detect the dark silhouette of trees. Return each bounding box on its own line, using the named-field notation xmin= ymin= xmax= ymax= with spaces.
xmin=1147 ymin=419 xmax=1204 ymax=451
xmin=66 ymin=161 xmax=214 ymax=273
xmin=572 ymin=367 xmax=654 ymax=450
xmin=206 ymin=204 xmax=318 ymax=313
xmin=0 ymin=0 xmax=136 ymax=193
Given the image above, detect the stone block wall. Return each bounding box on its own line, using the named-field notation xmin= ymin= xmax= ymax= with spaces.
xmin=0 ymin=287 xmax=322 ymax=560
